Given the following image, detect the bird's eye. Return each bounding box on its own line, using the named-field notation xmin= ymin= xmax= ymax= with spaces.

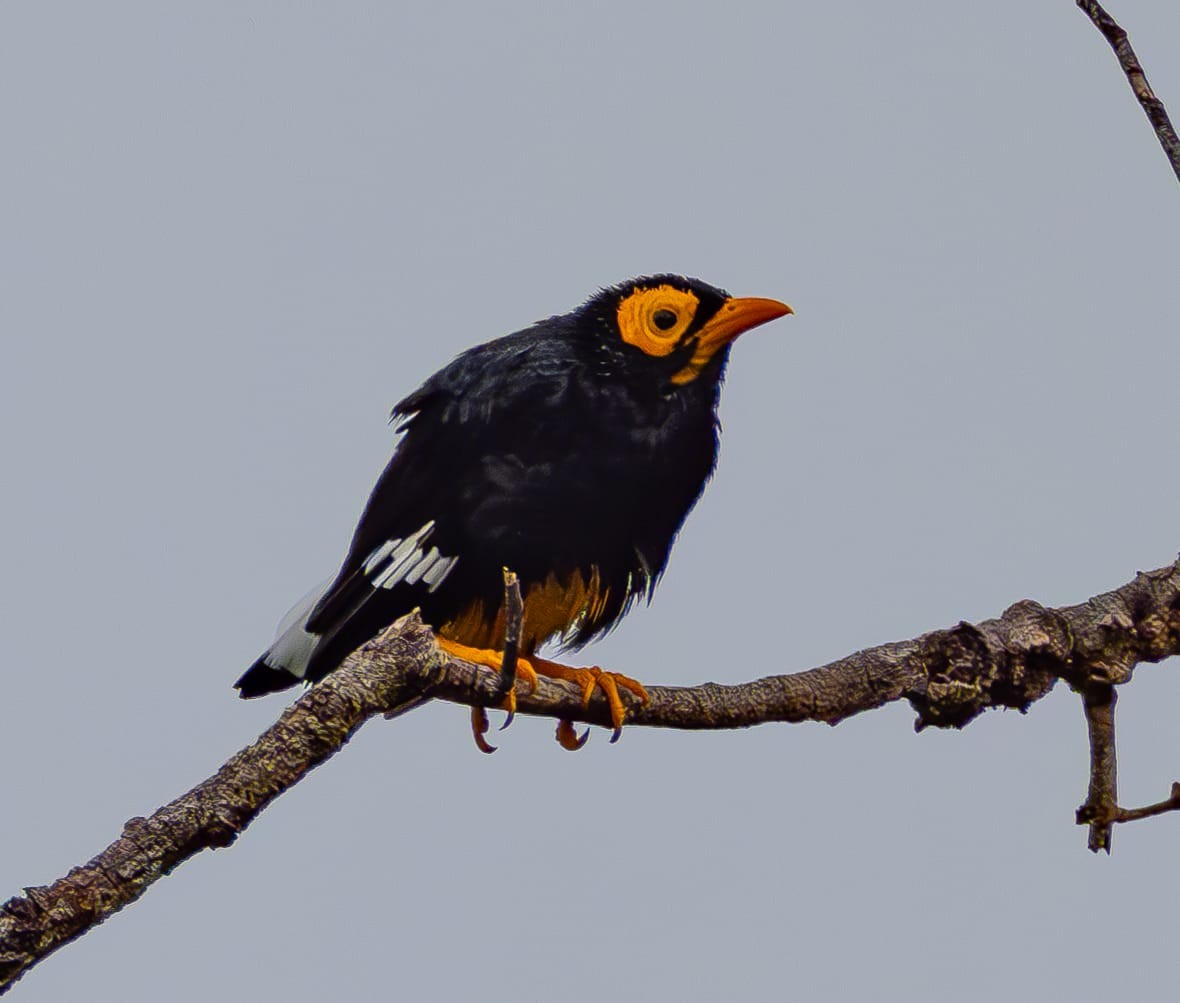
xmin=616 ymin=284 xmax=700 ymax=358
xmin=652 ymin=309 xmax=678 ymax=331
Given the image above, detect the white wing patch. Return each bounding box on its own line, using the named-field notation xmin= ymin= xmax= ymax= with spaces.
xmin=362 ymin=520 xmax=458 ymax=593
xmin=257 ymin=522 xmax=456 ymax=681
xmin=263 ymin=576 xmax=333 ymax=679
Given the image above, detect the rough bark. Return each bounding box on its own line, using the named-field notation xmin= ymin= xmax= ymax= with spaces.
xmin=0 ymin=623 xmax=443 ymax=996
xmin=4 ymin=558 xmax=1180 ymax=993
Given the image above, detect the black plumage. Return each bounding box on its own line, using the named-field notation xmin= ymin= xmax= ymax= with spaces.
xmin=235 ymin=275 xmax=789 ymax=703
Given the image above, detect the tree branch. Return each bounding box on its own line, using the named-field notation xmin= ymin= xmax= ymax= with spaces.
xmin=1069 ymin=2 xmax=1180 ymax=852
xmin=1077 ymin=0 xmax=1180 ymax=183
xmin=444 ymin=561 xmax=1180 ymax=736
xmin=4 ymin=558 xmax=1180 ymax=992
xmin=0 ymin=623 xmax=443 ymax=995
xmin=1078 ymin=683 xmax=1118 ymax=852
xmin=6 ymin=9 xmax=1180 ymax=991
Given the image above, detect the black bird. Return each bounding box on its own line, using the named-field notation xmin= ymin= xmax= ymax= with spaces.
xmin=235 ymin=276 xmax=791 ymax=747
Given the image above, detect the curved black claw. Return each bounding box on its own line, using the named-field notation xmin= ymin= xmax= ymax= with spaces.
xmin=471 ymin=706 xmax=497 ymax=754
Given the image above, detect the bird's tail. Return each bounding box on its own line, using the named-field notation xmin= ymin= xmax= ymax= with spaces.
xmin=234 ymin=578 xmax=332 ymax=698
xmin=234 ymin=656 xmax=301 ymax=698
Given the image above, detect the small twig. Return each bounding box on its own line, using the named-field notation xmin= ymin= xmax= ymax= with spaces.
xmin=1077 ymin=0 xmax=1180 ymax=184
xmin=1115 ymin=783 xmax=1180 ymax=824
xmin=466 ymin=570 xmax=523 ymax=752
xmin=1076 ymin=692 xmax=1180 ymax=848
xmin=1077 ymin=684 xmax=1118 ymax=853
xmin=495 ymin=568 xmax=522 ymax=708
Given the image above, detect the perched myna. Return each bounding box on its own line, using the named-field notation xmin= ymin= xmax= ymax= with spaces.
xmin=235 ymin=275 xmax=792 ymax=748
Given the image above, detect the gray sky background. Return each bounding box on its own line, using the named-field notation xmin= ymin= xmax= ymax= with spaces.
xmin=4 ymin=3 xmax=1180 ymax=1000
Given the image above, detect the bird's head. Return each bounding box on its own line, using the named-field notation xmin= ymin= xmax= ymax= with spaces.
xmin=578 ymin=275 xmax=792 ymax=387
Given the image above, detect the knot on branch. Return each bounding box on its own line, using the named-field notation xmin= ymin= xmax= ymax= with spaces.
xmin=0 ymin=897 xmax=48 ymax=977
xmin=193 ymin=812 xmax=244 ymax=851
xmin=1070 ymin=568 xmax=1180 ymax=688
xmin=909 ymin=600 xmax=1070 ymax=730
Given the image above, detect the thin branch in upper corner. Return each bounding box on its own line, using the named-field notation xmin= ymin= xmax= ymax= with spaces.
xmin=1077 ymin=0 xmax=1180 ymax=183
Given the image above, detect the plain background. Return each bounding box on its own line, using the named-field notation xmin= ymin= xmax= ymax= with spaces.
xmin=3 ymin=2 xmax=1180 ymax=1000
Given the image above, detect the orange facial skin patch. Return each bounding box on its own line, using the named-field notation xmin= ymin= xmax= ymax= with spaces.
xmin=616 ymin=284 xmax=701 ymax=359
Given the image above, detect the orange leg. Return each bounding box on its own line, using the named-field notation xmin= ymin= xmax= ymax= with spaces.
xmin=436 ymin=636 xmax=538 ymax=704
xmin=436 ymin=636 xmax=538 ymax=752
xmin=531 ymin=655 xmax=650 ymax=745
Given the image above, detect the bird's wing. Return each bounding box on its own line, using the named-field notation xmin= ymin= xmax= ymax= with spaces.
xmin=301 ymin=330 xmax=560 ymax=648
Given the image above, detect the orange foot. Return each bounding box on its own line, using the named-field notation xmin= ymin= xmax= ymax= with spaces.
xmin=532 ymin=656 xmax=650 ymax=747
xmin=435 ymin=637 xmax=538 ymax=754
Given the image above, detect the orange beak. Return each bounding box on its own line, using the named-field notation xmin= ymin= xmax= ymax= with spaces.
xmin=671 ymin=296 xmax=793 ymax=384
xmin=696 ymin=296 xmax=793 ymax=355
